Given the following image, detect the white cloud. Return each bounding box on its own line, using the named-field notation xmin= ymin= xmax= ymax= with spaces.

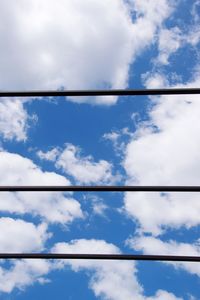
xmin=129 ymin=236 xmax=200 ymax=277
xmin=0 ymin=99 xmax=31 ymax=141
xmin=187 ymin=27 xmax=200 ymax=47
xmin=103 ymin=127 xmax=134 ymax=155
xmin=150 ymin=1 xmax=200 ymax=67
xmin=147 ymin=290 xmax=182 ymax=300
xmin=0 ymin=259 xmax=51 ymax=293
xmin=0 ymin=217 xmax=51 ymax=293
xmin=52 ymin=238 xmax=181 ymax=300
xmin=123 ymin=72 xmax=200 ymax=235
xmin=191 ymin=0 xmax=200 ymax=23
xmin=39 ymin=143 xmax=119 ymax=184
xmin=0 ymin=150 xmax=83 ymax=224
xmin=37 ymin=148 xmax=60 ymax=162
xmin=154 ymin=24 xmax=200 ymax=66
xmin=155 ymin=27 xmax=182 ymax=65
xmin=0 ymin=0 xmax=175 ymax=141
xmin=91 ymin=198 xmax=108 ymax=217
xmin=129 ymin=0 xmax=174 ymax=25
xmin=0 ymin=0 xmax=173 ymax=105
xmin=142 ymin=71 xmax=169 ymax=88
xmin=0 ymin=217 xmax=49 ymax=252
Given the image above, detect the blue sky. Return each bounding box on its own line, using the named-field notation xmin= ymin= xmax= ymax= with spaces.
xmin=0 ymin=0 xmax=200 ymax=299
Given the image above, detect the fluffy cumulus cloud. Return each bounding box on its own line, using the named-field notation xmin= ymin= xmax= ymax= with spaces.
xmin=123 ymin=71 xmax=200 ymax=235
xmin=52 ymin=239 xmax=181 ymax=300
xmin=0 ymin=0 xmax=172 ymax=104
xmin=0 ymin=150 xmax=83 ymax=223
xmin=129 ymin=236 xmax=200 ymax=277
xmin=0 ymin=217 xmax=49 ymax=253
xmin=38 ymin=144 xmax=118 ymax=184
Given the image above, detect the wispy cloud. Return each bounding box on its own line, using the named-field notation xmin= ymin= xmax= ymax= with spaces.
xmin=38 ymin=143 xmax=120 ymax=184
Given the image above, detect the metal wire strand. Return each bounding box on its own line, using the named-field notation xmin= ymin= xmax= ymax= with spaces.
xmin=0 ymin=87 xmax=200 ymax=97
xmin=0 ymin=185 xmax=200 ymax=192
xmin=0 ymin=253 xmax=199 ymax=262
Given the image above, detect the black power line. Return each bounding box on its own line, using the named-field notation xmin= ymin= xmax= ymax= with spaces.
xmin=0 ymin=185 xmax=200 ymax=192
xmin=0 ymin=253 xmax=200 ymax=262
xmin=0 ymin=87 xmax=200 ymax=97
